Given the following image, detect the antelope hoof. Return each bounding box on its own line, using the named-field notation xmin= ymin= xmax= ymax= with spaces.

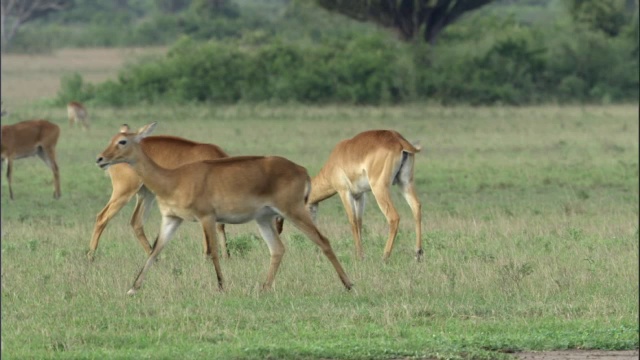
xmin=87 ymin=251 xmax=95 ymax=262
xmin=260 ymin=283 xmax=272 ymax=291
xmin=126 ymin=288 xmax=137 ymax=296
xmin=415 ymin=249 xmax=424 ymax=262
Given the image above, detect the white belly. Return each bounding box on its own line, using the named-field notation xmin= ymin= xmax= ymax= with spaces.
xmin=217 ymin=206 xmax=280 ymax=224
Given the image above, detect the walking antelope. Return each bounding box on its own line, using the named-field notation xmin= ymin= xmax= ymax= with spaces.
xmin=96 ymin=123 xmax=352 ymax=295
xmin=306 ymin=130 xmax=423 ymax=261
xmin=89 ymin=125 xmax=232 ymax=260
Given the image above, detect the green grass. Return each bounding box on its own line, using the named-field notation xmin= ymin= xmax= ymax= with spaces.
xmin=1 ymin=104 xmax=638 ymax=359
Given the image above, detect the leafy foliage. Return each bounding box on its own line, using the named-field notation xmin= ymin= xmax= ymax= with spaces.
xmin=10 ymin=0 xmax=635 ymax=105
xmin=315 ymin=0 xmax=494 ymax=44
xmin=566 ymin=0 xmax=636 ymax=36
xmin=58 ymin=34 xmax=412 ymax=106
xmin=59 ymin=16 xmax=638 ymax=106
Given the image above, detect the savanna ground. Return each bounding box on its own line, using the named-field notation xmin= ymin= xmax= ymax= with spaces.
xmin=1 ymin=48 xmax=638 ymax=359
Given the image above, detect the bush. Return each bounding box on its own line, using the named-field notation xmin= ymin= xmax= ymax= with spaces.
xmin=55 ymin=73 xmax=94 ymax=106
xmin=546 ymin=23 xmax=639 ymax=103
xmin=74 ymin=34 xmax=415 ymax=106
xmin=57 ymin=18 xmax=639 ymax=106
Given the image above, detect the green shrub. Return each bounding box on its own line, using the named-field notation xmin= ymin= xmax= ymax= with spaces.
xmin=55 ymin=73 xmax=94 ymax=106
xmin=546 ymin=24 xmax=639 ymax=103
xmin=71 ymin=34 xmax=415 ymax=106
xmin=56 ymin=19 xmax=638 ymax=106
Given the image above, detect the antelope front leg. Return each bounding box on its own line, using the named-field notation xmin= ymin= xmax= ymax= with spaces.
xmin=88 ymin=182 xmax=139 ymax=260
xmin=212 ymin=223 xmax=230 ymax=259
xmin=129 ymin=187 xmax=156 ymax=255
xmin=128 ymin=216 xmax=182 ymax=295
xmin=88 ymin=196 xmax=132 ymax=260
xmin=6 ymin=158 xmax=14 ymax=200
xmin=201 ymin=224 xmax=228 ymax=259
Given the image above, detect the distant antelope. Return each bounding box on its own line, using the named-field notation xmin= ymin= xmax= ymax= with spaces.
xmin=1 ymin=119 xmax=61 ymax=199
xmin=96 ymin=123 xmax=352 ymax=295
xmin=306 ymin=130 xmax=423 ymax=261
xmin=67 ymin=101 xmax=89 ymax=130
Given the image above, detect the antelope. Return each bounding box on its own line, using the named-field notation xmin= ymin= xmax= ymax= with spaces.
xmin=1 ymin=119 xmax=61 ymax=200
xmin=96 ymin=123 xmax=352 ymax=295
xmin=89 ymin=124 xmax=233 ymax=260
xmin=306 ymin=130 xmax=423 ymax=261
xmin=67 ymin=101 xmax=89 ymax=130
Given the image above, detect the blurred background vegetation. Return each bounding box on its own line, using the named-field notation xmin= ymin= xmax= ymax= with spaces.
xmin=2 ymin=0 xmax=638 ymax=106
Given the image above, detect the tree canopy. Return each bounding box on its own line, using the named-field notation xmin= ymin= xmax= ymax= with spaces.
xmin=315 ymin=0 xmax=493 ymax=44
xmin=0 ymin=0 xmax=71 ymax=50
xmin=566 ymin=0 xmax=638 ymax=36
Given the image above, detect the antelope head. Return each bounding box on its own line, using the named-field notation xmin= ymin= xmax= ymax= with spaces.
xmin=96 ymin=122 xmax=157 ymax=169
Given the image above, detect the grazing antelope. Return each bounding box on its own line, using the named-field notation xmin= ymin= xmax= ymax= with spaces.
xmin=89 ymin=125 xmax=233 ymax=260
xmin=67 ymin=101 xmax=89 ymax=130
xmin=1 ymin=119 xmax=61 ymax=200
xmin=96 ymin=123 xmax=352 ymax=295
xmin=307 ymin=130 xmax=422 ymax=261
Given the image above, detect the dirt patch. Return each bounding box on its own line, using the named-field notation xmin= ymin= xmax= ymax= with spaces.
xmin=515 ymin=350 xmax=638 ymax=360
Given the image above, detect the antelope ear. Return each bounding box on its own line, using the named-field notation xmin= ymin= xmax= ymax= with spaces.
xmin=134 ymin=122 xmax=157 ymax=142
xmin=119 ymin=124 xmax=130 ymax=133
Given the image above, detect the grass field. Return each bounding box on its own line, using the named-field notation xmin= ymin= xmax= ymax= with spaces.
xmin=1 ymin=49 xmax=639 ymax=359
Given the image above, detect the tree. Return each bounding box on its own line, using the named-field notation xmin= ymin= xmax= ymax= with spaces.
xmin=154 ymin=0 xmax=191 ymax=14
xmin=566 ymin=0 xmax=637 ymax=36
xmin=1 ymin=0 xmax=72 ymax=50
xmin=190 ymin=0 xmax=238 ymax=17
xmin=314 ymin=0 xmax=494 ymax=45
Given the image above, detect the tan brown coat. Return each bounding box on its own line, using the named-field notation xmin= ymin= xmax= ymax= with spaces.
xmin=308 ymin=129 xmax=423 ymax=260
xmin=96 ymin=123 xmax=352 ymax=295
xmin=1 ymin=119 xmax=61 ymax=199
xmin=67 ymin=101 xmax=89 ymax=130
xmin=88 ymin=129 xmax=233 ymax=260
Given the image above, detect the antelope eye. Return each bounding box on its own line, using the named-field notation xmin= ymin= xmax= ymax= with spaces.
xmin=118 ymin=139 xmax=127 ymax=145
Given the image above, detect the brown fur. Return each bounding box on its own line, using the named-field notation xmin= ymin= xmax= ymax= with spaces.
xmin=308 ymin=130 xmax=423 ymax=261
xmin=96 ymin=123 xmax=352 ymax=294
xmin=67 ymin=101 xmax=89 ymax=130
xmin=88 ymin=134 xmax=233 ymax=260
xmin=1 ymin=119 xmax=61 ymax=200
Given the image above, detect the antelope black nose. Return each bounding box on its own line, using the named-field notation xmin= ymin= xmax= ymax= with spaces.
xmin=96 ymin=156 xmax=103 ymax=163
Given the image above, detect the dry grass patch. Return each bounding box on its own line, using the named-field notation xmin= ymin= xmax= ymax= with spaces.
xmin=1 ymin=47 xmax=166 ymax=106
